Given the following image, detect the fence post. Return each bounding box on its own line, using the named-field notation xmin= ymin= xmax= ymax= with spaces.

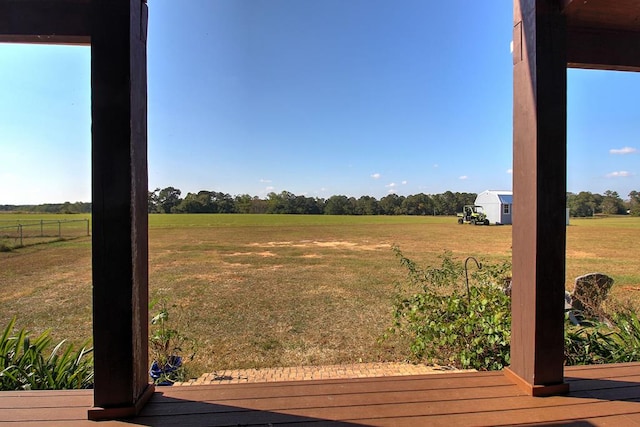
xmin=58 ymin=221 xmax=62 ymax=238
xmin=18 ymin=224 xmax=23 ymax=247
xmin=86 ymin=218 xmax=90 ymax=236
xmin=41 ymin=219 xmax=44 ymax=237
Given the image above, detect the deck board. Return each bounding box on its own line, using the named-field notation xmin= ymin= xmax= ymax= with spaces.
xmin=1 ymin=363 xmax=640 ymax=426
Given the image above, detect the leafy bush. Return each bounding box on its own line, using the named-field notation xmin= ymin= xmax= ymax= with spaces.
xmin=0 ymin=318 xmax=93 ymax=390
xmin=149 ymin=299 xmax=196 ymax=385
xmin=388 ymin=247 xmax=511 ymax=370
xmin=387 ymin=247 xmax=640 ymax=371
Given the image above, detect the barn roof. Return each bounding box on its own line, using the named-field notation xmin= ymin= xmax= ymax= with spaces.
xmin=498 ymin=193 xmax=513 ymax=204
xmin=478 ymin=190 xmax=513 ymax=204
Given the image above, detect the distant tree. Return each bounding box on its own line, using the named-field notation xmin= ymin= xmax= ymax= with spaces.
xmin=234 ymin=194 xmax=253 ymax=213
xmin=379 ymin=194 xmax=405 ymax=215
xmin=266 ymin=191 xmax=290 ymax=214
xmin=235 ymin=194 xmax=269 ymax=213
xmin=355 ymin=195 xmax=380 ymax=215
xmin=59 ymin=202 xmax=77 ymax=214
xmin=173 ymin=192 xmax=204 ymax=213
xmin=601 ymin=190 xmax=625 ymax=215
xmin=292 ymin=195 xmax=323 ymax=214
xmin=628 ymin=190 xmax=640 ymax=216
xmin=324 ymin=195 xmax=353 ymax=215
xmin=567 ymin=191 xmax=597 ymax=217
xmin=250 ymin=196 xmax=269 ymax=214
xmin=592 ymin=193 xmax=604 ymax=213
xmin=455 ymin=192 xmax=478 ymax=213
xmin=148 ymin=188 xmax=160 ymax=213
xmin=210 ymin=191 xmax=235 ymax=213
xmin=430 ymin=194 xmax=444 ymax=215
xmin=173 ymin=191 xmax=236 ymax=213
xmin=401 ymin=193 xmax=433 ymax=215
xmin=432 ymin=191 xmax=457 ymax=216
xmin=157 ymin=187 xmax=182 ymax=213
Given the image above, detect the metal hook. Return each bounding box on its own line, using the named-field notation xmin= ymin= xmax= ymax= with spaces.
xmin=464 ymin=256 xmax=482 ymax=303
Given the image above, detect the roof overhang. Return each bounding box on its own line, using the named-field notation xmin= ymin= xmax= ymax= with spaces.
xmin=563 ymin=0 xmax=640 ymax=71
xmin=0 ymin=0 xmax=91 ymax=45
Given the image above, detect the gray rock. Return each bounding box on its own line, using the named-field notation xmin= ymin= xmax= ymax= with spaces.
xmin=571 ymin=272 xmax=614 ymax=319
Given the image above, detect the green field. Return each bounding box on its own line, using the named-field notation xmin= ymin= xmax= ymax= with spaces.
xmin=1 ymin=213 xmax=638 ymax=376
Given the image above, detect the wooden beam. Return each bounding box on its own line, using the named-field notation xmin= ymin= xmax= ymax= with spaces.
xmin=562 ymin=0 xmax=640 ymax=33
xmin=88 ymin=0 xmax=152 ymax=419
xmin=567 ymin=28 xmax=640 ymax=72
xmin=0 ymin=0 xmax=90 ymax=45
xmin=507 ymin=0 xmax=569 ymax=396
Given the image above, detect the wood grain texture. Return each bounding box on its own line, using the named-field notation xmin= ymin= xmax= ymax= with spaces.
xmin=90 ymin=0 xmax=150 ymax=415
xmin=2 ymin=363 xmax=640 ymax=426
xmin=511 ymin=0 xmax=567 ymax=389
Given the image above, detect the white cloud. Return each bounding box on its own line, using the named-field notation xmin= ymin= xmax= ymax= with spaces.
xmin=506 ymin=169 xmax=513 ymax=174
xmin=433 ymin=164 xmax=439 ymax=168
xmin=401 ymin=180 xmax=407 ymax=185
xmin=260 ymin=178 xmax=272 ymax=183
xmin=371 ymin=173 xmax=381 ymax=179
xmin=609 ymin=147 xmax=637 ymax=155
xmin=385 ymin=182 xmax=397 ymax=188
xmin=265 ymin=186 xmax=275 ymax=191
xmin=605 ymin=171 xmax=634 ymax=178
xmin=387 ymin=188 xmax=397 ymax=194
xmin=459 ymin=175 xmax=468 ymax=180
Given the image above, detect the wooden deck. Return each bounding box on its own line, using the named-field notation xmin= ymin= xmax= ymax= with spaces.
xmin=2 ymin=363 xmax=640 ymax=426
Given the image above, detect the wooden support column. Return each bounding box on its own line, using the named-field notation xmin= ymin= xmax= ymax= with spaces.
xmin=505 ymin=0 xmax=569 ymax=397
xmin=89 ymin=0 xmax=153 ymax=419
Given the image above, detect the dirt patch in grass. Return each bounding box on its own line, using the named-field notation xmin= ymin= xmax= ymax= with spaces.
xmin=566 ymin=250 xmax=597 ymax=259
xmin=251 ymin=240 xmax=390 ymax=251
xmin=228 ymin=251 xmax=277 ymax=257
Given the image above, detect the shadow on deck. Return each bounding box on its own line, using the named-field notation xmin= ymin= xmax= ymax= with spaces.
xmin=2 ymin=363 xmax=640 ymax=426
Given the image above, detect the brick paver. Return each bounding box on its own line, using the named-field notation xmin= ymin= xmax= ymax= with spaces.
xmin=174 ymin=362 xmax=474 ymax=386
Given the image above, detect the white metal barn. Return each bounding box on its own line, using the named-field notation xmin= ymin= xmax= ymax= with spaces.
xmin=475 ymin=190 xmax=513 ymax=225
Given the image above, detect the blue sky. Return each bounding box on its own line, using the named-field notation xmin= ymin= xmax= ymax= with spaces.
xmin=1 ymin=0 xmax=638 ymax=205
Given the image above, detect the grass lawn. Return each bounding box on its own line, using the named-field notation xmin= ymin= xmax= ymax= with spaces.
xmin=1 ymin=213 xmax=638 ymax=377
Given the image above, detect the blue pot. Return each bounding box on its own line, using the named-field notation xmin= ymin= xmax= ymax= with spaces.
xmin=149 ymin=355 xmax=183 ymax=385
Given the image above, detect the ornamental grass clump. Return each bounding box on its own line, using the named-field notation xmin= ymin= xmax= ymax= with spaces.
xmin=0 ymin=318 xmax=93 ymax=390
xmin=564 ymin=309 xmax=640 ymax=365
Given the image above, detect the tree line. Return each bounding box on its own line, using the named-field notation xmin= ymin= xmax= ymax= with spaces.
xmin=148 ymin=187 xmax=640 ymax=217
xmin=568 ymin=190 xmax=640 ymax=216
xmin=1 ymin=189 xmax=637 ymax=217
xmin=147 ymin=187 xmax=477 ymax=216
xmin=0 ymin=202 xmax=91 ymax=214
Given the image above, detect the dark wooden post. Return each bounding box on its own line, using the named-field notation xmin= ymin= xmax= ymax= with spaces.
xmin=505 ymin=0 xmax=569 ymax=396
xmin=88 ymin=0 xmax=154 ymax=419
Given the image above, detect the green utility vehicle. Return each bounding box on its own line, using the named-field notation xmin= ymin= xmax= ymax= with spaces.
xmin=457 ymin=205 xmax=490 ymax=225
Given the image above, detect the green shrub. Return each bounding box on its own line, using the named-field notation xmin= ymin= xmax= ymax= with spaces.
xmin=388 ymin=247 xmax=511 ymax=370
xmin=387 ymin=247 xmax=640 ymax=371
xmin=0 ymin=318 xmax=93 ymax=390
